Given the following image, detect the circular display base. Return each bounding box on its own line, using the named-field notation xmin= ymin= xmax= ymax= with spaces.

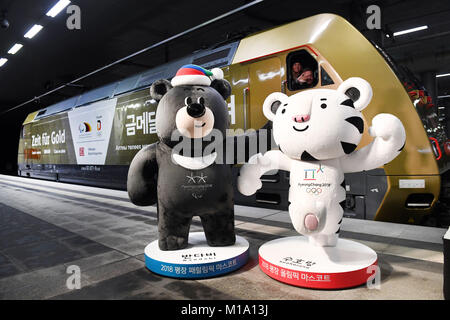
xmin=145 ymin=232 xmax=249 ymax=279
xmin=259 ymin=236 xmax=378 ymax=289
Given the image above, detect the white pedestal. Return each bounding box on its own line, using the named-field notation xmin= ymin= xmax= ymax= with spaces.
xmin=145 ymin=232 xmax=249 ymax=279
xmin=259 ymin=236 xmax=378 ymax=289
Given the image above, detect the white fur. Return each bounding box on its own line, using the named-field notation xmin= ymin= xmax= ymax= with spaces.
xmin=175 ymin=107 xmax=214 ymax=138
xmin=211 ymin=68 xmax=224 ymax=80
xmin=263 ymin=78 xmax=374 ymax=161
xmin=337 ymin=77 xmax=372 ymax=111
xmin=238 ymin=78 xmax=406 ymax=247
xmin=172 ymin=152 xmax=217 ymax=170
xmin=171 ymin=74 xmax=211 ymax=87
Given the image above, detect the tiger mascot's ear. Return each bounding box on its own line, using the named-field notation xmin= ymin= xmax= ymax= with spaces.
xmin=263 ymin=92 xmax=288 ymax=121
xmin=337 ymin=77 xmax=373 ymax=111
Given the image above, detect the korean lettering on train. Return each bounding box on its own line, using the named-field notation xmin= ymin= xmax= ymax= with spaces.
xmin=125 ymin=105 xmax=157 ymax=136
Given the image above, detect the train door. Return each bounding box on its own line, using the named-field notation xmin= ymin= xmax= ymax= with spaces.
xmin=28 ymin=119 xmax=46 ymax=178
xmin=240 ymin=58 xmax=285 ymax=207
xmin=28 ymin=121 xmax=40 ymax=171
xmin=17 ymin=124 xmax=31 ymax=175
xmin=224 ymin=66 xmax=248 ymax=132
xmin=248 ymin=57 xmax=283 ymax=130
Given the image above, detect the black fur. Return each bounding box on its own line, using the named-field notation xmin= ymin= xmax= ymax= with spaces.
xmin=271 ymin=101 xmax=282 ymax=114
xmin=345 ymin=87 xmax=360 ymax=102
xmin=398 ymin=140 xmax=406 ymax=152
xmin=345 ymin=116 xmax=364 ymax=134
xmin=301 ymin=150 xmax=319 ymax=161
xmin=210 ymin=79 xmax=232 ymax=100
xmin=341 ymin=141 xmax=357 ymax=154
xmin=150 ymin=79 xmax=172 ymax=101
xmin=340 ymin=99 xmax=355 ymax=108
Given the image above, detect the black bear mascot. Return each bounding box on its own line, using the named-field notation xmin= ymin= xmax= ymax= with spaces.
xmin=127 ymin=64 xmax=271 ymax=251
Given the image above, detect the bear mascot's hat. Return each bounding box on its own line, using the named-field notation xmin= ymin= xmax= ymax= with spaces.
xmin=171 ymin=64 xmax=224 ymax=87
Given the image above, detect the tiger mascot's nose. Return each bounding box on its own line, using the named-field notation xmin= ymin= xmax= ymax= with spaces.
xmin=293 ymin=115 xmax=310 ymax=123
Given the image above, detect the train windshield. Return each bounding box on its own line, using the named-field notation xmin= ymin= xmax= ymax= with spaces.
xmin=287 ymin=50 xmax=319 ymax=91
xmin=320 ymin=67 xmax=334 ymax=86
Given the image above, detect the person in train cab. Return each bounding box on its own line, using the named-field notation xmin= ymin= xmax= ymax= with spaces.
xmin=295 ymin=68 xmax=315 ymax=89
xmin=290 ymin=61 xmax=303 ymax=89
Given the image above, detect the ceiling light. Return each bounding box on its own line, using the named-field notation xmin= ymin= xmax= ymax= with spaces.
xmin=46 ymin=0 xmax=71 ymax=18
xmin=0 ymin=58 xmax=8 ymax=67
xmin=393 ymin=25 xmax=428 ymax=37
xmin=8 ymin=43 xmax=23 ymax=55
xmin=24 ymin=24 xmax=43 ymax=39
xmin=436 ymin=73 xmax=450 ymax=78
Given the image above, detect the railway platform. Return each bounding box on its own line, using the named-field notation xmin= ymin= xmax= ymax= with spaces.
xmin=0 ymin=174 xmax=446 ymax=300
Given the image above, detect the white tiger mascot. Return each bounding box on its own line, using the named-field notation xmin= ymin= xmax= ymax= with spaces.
xmin=238 ymin=77 xmax=406 ymax=247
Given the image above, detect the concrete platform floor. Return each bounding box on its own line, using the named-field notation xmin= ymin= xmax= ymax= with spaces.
xmin=0 ymin=174 xmax=446 ymax=300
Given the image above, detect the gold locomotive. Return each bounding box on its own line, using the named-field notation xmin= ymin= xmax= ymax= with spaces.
xmin=18 ymin=14 xmax=446 ymax=224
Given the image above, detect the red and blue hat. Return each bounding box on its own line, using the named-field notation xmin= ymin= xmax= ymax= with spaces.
xmin=171 ymin=64 xmax=224 ymax=87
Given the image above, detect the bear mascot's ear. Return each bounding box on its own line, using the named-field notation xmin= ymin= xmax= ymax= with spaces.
xmin=337 ymin=77 xmax=373 ymax=111
xmin=150 ymin=79 xmax=173 ymax=101
xmin=262 ymin=92 xmax=288 ymax=121
xmin=211 ymin=79 xmax=232 ymax=101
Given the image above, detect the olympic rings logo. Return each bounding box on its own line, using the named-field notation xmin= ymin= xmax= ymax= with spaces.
xmin=306 ymin=187 xmax=322 ymax=195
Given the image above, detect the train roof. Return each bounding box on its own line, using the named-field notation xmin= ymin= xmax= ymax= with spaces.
xmin=25 ymin=13 xmax=360 ymax=124
xmin=28 ymin=41 xmax=240 ymax=123
xmin=232 ymin=13 xmax=340 ymax=63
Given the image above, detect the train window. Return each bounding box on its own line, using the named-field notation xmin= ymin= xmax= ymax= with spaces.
xmin=320 ymin=67 xmax=334 ymax=86
xmin=287 ymin=50 xmax=319 ymax=91
xmin=192 ymin=48 xmax=231 ymax=67
xmin=37 ymin=110 xmax=47 ymax=117
xmin=77 ymin=83 xmax=117 ymax=106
